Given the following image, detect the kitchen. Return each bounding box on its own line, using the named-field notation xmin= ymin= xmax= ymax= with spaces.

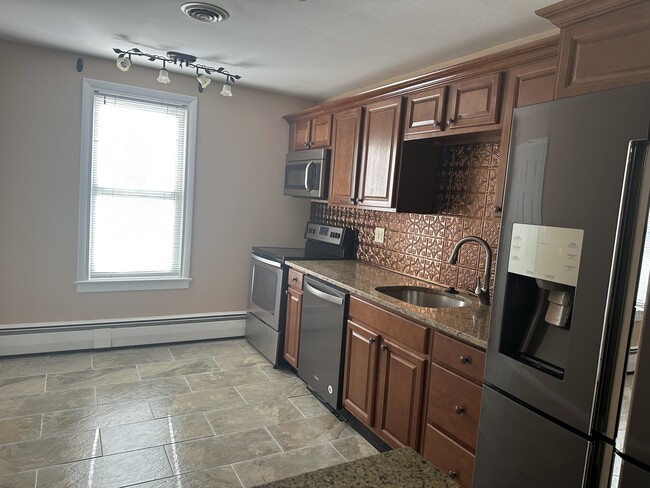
xmin=1 ymin=0 xmax=649 ymax=487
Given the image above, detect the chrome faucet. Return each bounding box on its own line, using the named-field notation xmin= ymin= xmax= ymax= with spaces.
xmin=448 ymin=236 xmax=492 ymax=305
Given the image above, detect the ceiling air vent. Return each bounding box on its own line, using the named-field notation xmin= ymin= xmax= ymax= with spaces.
xmin=181 ymin=2 xmax=230 ymax=23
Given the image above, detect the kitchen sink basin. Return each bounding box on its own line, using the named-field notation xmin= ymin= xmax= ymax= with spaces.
xmin=375 ymin=286 xmax=467 ymax=309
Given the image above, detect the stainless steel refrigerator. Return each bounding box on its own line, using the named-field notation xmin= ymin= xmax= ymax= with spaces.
xmin=474 ymin=83 xmax=650 ymax=487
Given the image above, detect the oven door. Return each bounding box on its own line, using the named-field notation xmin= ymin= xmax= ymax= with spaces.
xmin=248 ymin=253 xmax=284 ymax=329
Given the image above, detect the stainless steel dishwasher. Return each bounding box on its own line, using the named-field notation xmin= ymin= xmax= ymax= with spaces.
xmin=298 ymin=275 xmax=349 ymax=411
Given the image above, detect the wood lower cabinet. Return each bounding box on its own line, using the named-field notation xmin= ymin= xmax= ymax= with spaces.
xmin=289 ymin=114 xmax=332 ymax=151
xmin=421 ymin=332 xmax=485 ymax=488
xmin=283 ymin=269 xmax=303 ymax=368
xmin=342 ymin=296 xmax=428 ymax=449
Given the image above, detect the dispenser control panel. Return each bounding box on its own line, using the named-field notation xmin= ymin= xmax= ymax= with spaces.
xmin=508 ymin=224 xmax=584 ymax=287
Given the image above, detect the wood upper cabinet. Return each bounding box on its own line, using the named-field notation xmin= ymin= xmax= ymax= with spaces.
xmin=403 ymin=73 xmax=503 ymax=141
xmin=357 ymin=96 xmax=404 ymax=209
xmin=343 ymin=296 xmax=429 ymax=450
xmin=329 ymin=108 xmax=364 ymax=206
xmin=493 ymin=58 xmax=557 ymax=216
xmin=289 ymin=114 xmax=332 ymax=151
xmin=283 ymin=269 xmax=303 ymax=369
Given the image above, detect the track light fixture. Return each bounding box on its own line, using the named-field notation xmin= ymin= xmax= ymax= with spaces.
xmin=113 ymin=47 xmax=241 ymax=96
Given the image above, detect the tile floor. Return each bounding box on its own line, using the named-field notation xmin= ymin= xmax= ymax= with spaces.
xmin=0 ymin=339 xmax=378 ymax=487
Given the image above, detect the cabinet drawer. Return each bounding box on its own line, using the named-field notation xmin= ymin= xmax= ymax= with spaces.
xmin=287 ymin=269 xmax=303 ymax=290
xmin=427 ymin=363 xmax=482 ymax=450
xmin=349 ymin=296 xmax=429 ymax=354
xmin=432 ymin=332 xmax=485 ymax=383
xmin=422 ymin=423 xmax=474 ymax=488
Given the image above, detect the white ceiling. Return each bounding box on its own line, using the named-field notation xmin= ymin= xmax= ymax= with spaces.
xmin=0 ymin=0 xmax=555 ymax=101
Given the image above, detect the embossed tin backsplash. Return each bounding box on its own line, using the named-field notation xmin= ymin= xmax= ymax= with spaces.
xmin=310 ymin=142 xmax=500 ymax=294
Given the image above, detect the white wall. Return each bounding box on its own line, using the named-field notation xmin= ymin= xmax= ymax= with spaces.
xmin=0 ymin=40 xmax=314 ymax=325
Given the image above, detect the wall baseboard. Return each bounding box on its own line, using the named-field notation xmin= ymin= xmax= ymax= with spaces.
xmin=0 ymin=313 xmax=246 ymax=357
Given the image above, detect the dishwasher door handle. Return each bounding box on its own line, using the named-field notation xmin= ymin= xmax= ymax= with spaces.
xmin=304 ymin=281 xmax=344 ymax=306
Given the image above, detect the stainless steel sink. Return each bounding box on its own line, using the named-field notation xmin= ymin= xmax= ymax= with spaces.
xmin=375 ymin=286 xmax=467 ymax=308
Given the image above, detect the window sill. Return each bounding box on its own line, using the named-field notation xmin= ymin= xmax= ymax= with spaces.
xmin=75 ymin=278 xmax=191 ymax=293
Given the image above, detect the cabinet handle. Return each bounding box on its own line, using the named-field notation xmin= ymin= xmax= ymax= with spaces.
xmin=304 ymin=142 xmax=310 ymax=147
xmin=432 ymin=119 xmax=440 ymax=127
xmin=291 ymin=277 xmax=298 ymax=282
xmin=350 ymin=197 xmax=359 ymax=204
xmin=459 ymin=355 xmax=469 ymax=365
xmin=380 ymin=344 xmax=387 ymax=352
xmin=455 ymin=405 xmax=464 ymax=415
xmin=284 ymin=290 xmax=288 ymax=295
xmin=446 ymin=117 xmax=455 ymax=125
xmin=492 ymin=205 xmax=502 ymax=214
xmin=448 ymin=471 xmax=457 ymax=480
xmin=369 ymin=338 xmax=376 ymax=344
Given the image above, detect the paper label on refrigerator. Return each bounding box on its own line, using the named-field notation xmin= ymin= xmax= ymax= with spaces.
xmin=508 ymin=224 xmax=583 ymax=287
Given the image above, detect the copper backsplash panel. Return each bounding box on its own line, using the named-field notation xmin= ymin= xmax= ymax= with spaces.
xmin=311 ymin=142 xmax=500 ymax=295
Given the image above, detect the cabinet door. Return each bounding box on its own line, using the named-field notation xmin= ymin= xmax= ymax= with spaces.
xmin=422 ymin=423 xmax=475 ymax=488
xmin=289 ymin=119 xmax=311 ymax=151
xmin=342 ymin=319 xmax=379 ymax=426
xmin=445 ymin=72 xmax=503 ymax=131
xmin=329 ymin=108 xmax=363 ymax=206
xmin=375 ymin=338 xmax=426 ymax=449
xmin=309 ymin=114 xmax=332 ymax=148
xmin=357 ymin=96 xmax=403 ymax=209
xmin=283 ymin=287 xmax=302 ymax=369
xmin=493 ymin=58 xmax=557 ymax=216
xmin=403 ymin=86 xmax=446 ymax=140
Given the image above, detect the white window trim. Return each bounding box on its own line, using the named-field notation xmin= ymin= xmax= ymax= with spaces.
xmin=76 ymin=78 xmax=197 ymax=293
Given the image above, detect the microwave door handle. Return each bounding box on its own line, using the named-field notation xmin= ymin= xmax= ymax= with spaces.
xmin=304 ymin=161 xmax=314 ymax=192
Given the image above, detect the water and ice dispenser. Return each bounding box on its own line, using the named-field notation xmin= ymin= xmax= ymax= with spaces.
xmin=498 ymin=224 xmax=584 ymax=379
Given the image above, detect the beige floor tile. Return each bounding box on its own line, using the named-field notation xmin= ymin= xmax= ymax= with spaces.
xmin=41 ymin=400 xmax=152 ymax=438
xmin=0 ymin=387 xmax=95 ymax=419
xmin=149 ymin=388 xmax=246 ymax=419
xmin=92 ymin=347 xmax=173 ymax=369
xmin=184 ymin=367 xmax=268 ymax=392
xmin=288 ymin=395 xmax=330 ymax=418
xmin=234 ymin=340 xmax=258 ymax=354
xmin=96 ymin=377 xmax=190 ymax=405
xmin=204 ymin=399 xmax=304 ymax=435
xmin=35 ymin=446 xmax=172 ymax=488
xmin=0 ymin=377 xmax=45 ymax=399
xmin=164 ymin=428 xmax=282 ymax=475
xmin=0 ymin=430 xmax=101 ymax=475
xmin=0 ymin=415 xmax=42 ymax=445
xmin=258 ymin=365 xmax=296 ymax=381
xmin=168 ymin=341 xmax=244 ymax=361
xmin=137 ymin=358 xmax=220 ymax=380
xmin=233 ymin=443 xmax=345 ymax=487
xmin=235 ymin=378 xmax=308 ymax=405
xmin=214 ymin=353 xmax=269 ymax=371
xmin=0 ymin=470 xmax=36 ymax=488
xmin=101 ymin=413 xmax=214 ymax=455
xmin=331 ymin=435 xmax=378 ymax=461
xmin=265 ymin=414 xmax=356 ymax=451
xmin=46 ymin=365 xmax=139 ymax=391
xmin=129 ymin=465 xmax=242 ymax=488
xmin=0 ymin=354 xmax=92 ymax=379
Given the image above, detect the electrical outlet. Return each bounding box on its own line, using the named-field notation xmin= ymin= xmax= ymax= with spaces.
xmin=374 ymin=227 xmax=385 ymax=244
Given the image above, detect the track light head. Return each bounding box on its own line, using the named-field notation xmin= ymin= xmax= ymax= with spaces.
xmin=116 ymin=56 xmax=132 ymax=72
xmin=197 ymin=73 xmax=211 ymax=88
xmin=157 ymin=68 xmax=170 ymax=84
xmin=220 ymin=82 xmax=232 ymax=97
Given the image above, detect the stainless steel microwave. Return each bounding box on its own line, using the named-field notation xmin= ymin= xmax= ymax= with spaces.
xmin=283 ymin=148 xmax=329 ymax=199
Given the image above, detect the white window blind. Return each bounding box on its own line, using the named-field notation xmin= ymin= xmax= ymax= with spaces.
xmin=77 ymin=79 xmax=197 ymax=292
xmin=636 ymin=213 xmax=650 ymax=310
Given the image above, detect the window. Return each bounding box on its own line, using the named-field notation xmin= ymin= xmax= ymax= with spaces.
xmin=77 ymin=79 xmax=197 ymax=292
xmin=636 ymin=212 xmax=650 ymax=310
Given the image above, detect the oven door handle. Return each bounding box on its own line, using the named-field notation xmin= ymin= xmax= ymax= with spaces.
xmin=251 ymin=253 xmax=282 ymax=269
xmin=304 ymin=281 xmax=344 ymax=305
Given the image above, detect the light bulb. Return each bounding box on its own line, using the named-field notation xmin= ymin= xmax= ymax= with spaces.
xmin=116 ymin=57 xmax=132 ymax=72
xmin=197 ymin=73 xmax=211 ymax=88
xmin=157 ymin=68 xmax=170 ymax=84
xmin=220 ymin=82 xmax=232 ymax=97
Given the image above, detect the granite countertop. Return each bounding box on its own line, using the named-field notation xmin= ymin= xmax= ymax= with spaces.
xmin=285 ymin=260 xmax=490 ymax=348
xmin=256 ymin=448 xmax=460 ymax=488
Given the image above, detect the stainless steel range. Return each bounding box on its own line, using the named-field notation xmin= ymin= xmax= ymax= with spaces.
xmin=245 ymin=222 xmax=354 ymax=366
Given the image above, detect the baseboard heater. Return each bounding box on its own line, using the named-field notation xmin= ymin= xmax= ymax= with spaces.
xmin=0 ymin=313 xmax=246 ymax=357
